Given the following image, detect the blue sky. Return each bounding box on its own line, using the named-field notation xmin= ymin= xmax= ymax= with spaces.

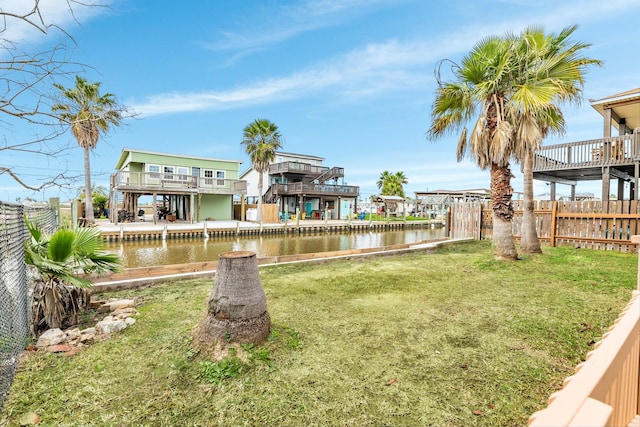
xmin=3 ymin=0 xmax=640 ymax=202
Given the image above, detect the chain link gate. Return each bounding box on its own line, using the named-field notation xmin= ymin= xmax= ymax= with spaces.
xmin=0 ymin=202 xmax=57 ymax=412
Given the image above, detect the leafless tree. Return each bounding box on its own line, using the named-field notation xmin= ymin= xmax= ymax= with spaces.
xmin=0 ymin=1 xmax=104 ymax=191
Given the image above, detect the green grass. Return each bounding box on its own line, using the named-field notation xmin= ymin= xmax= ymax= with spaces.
xmin=2 ymin=241 xmax=637 ymax=426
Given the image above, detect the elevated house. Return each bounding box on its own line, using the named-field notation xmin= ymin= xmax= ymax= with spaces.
xmin=533 ymin=88 xmax=640 ymax=204
xmin=240 ymin=151 xmax=359 ymax=220
xmin=110 ymin=148 xmax=246 ymax=223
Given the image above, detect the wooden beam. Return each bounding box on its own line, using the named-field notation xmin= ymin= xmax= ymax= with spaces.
xmin=550 ymin=201 xmax=557 ymax=247
xmin=533 ymin=173 xmax=577 ymax=186
xmin=635 ymin=163 xmax=639 ymax=201
xmin=602 ymin=166 xmax=611 ymax=204
xmin=603 ymin=108 xmax=612 ymax=138
xmin=609 ymin=167 xmax=632 ymax=181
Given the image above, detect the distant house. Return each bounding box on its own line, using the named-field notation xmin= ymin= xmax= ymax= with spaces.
xmin=414 ymin=189 xmax=491 ymax=219
xmin=110 ymin=148 xmax=246 ymax=223
xmin=240 ymin=151 xmax=359 ymax=220
xmin=372 ymin=195 xmax=406 ymax=217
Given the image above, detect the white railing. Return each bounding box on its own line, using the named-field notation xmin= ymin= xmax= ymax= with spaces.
xmin=111 ymin=171 xmax=246 ymax=194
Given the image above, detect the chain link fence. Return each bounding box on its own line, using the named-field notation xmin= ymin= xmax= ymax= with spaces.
xmin=0 ymin=202 xmax=57 ymax=412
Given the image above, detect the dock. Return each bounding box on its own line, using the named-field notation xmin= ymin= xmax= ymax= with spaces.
xmin=94 ymin=219 xmax=445 ymax=242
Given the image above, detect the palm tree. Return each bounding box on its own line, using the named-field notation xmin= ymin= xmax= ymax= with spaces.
xmin=194 ymin=251 xmax=270 ymax=346
xmin=392 ymin=171 xmax=408 ymax=198
xmin=428 ymin=35 xmax=519 ymax=260
xmin=53 ymin=76 xmax=124 ymax=224
xmin=377 ymin=171 xmax=408 ymax=197
xmin=25 ymin=219 xmax=122 ymax=336
xmin=242 ymin=119 xmax=283 ymax=222
xmin=376 ymin=171 xmax=394 ymax=195
xmin=509 ymin=25 xmax=601 ymax=253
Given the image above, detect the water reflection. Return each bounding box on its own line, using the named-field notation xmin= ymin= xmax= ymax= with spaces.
xmin=107 ymin=228 xmax=446 ymax=268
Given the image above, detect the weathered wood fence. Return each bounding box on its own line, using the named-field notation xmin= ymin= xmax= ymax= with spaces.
xmin=451 ymin=200 xmax=640 ymax=252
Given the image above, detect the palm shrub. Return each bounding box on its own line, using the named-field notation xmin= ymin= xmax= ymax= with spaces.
xmin=24 ymin=219 xmax=122 ymax=336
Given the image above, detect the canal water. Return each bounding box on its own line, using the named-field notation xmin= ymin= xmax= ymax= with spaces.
xmin=106 ymin=228 xmax=447 ymax=268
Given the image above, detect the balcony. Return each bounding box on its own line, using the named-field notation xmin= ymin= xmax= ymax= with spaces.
xmin=269 ymin=162 xmax=328 ymax=175
xmin=533 ymin=133 xmax=640 ymax=183
xmin=111 ymin=171 xmax=247 ymax=195
xmin=269 ymin=182 xmax=359 ymax=197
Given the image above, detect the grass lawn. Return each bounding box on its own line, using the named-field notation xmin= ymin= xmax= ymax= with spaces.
xmin=1 ymin=240 xmax=637 ymax=426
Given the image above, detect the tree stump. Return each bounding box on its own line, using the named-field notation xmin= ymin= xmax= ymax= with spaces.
xmin=194 ymin=251 xmax=270 ymax=346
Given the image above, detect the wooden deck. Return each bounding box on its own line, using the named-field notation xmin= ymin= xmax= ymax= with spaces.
xmin=533 ymin=133 xmax=640 ymax=184
xmin=111 ymin=171 xmax=247 ymax=195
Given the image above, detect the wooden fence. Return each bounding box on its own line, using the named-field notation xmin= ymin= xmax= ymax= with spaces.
xmin=528 ymin=233 xmax=640 ymax=427
xmin=451 ymin=200 xmax=640 ymax=252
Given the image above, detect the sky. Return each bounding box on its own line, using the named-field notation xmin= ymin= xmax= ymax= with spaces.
xmin=2 ymin=0 xmax=640 ymax=203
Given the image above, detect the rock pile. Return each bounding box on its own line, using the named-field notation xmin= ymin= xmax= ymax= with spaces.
xmin=34 ymin=299 xmax=138 ymax=355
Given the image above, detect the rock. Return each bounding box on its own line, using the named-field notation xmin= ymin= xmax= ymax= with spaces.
xmin=96 ymin=319 xmax=126 ymax=334
xmin=99 ymin=299 xmax=135 ymax=313
xmin=125 ymin=317 xmax=136 ymax=326
xmin=18 ymin=411 xmax=40 ymax=425
xmin=79 ymin=327 xmax=96 ymax=343
xmin=61 ymin=347 xmax=83 ymax=357
xmin=113 ymin=307 xmax=138 ymax=319
xmin=46 ymin=345 xmax=72 ymax=353
xmin=65 ymin=328 xmax=81 ymax=345
xmin=36 ymin=328 xmax=66 ymax=348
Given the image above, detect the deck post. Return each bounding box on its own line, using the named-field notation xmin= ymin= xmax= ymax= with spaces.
xmin=603 ymin=108 xmax=612 ymax=138
xmin=603 ymin=167 xmax=611 ymax=207
xmin=550 ymin=201 xmax=557 ymax=247
xmin=634 ymin=163 xmax=639 ymax=201
xmin=190 ymin=193 xmax=194 ymax=224
xmin=618 ymin=179 xmax=625 ymax=201
xmin=152 ymin=192 xmax=157 ymax=225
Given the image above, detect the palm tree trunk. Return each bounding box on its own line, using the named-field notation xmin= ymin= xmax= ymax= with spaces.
xmin=83 ymin=146 xmax=95 ymax=223
xmin=520 ymin=152 xmax=542 ymax=253
xmin=490 ymin=163 xmax=518 ymax=260
xmin=194 ymin=251 xmax=270 ymax=346
xmin=256 ymin=172 xmax=263 ymax=222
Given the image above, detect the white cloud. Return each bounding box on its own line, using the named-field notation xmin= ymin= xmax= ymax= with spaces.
xmin=206 ymin=0 xmax=409 ymax=52
xmin=132 ymin=36 xmax=456 ymax=117
xmin=132 ymin=0 xmax=640 ymax=119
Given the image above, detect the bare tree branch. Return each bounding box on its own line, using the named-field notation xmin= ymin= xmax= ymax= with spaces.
xmin=0 ymin=1 xmax=103 ymax=191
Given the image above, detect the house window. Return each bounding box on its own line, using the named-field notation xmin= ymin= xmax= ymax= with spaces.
xmin=216 ymin=170 xmax=225 ymax=186
xmin=163 ymin=166 xmax=174 ymax=180
xmin=177 ymin=167 xmax=189 ymax=181
xmin=203 ymin=169 xmax=214 ymax=186
xmin=148 ymin=164 xmax=160 ymax=179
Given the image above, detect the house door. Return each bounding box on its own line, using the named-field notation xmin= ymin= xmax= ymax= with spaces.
xmin=192 ymin=167 xmax=200 ymax=187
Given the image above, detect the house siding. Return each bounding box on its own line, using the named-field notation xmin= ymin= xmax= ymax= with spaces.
xmin=200 ymin=195 xmax=233 ymax=220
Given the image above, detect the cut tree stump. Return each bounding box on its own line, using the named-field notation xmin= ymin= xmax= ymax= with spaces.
xmin=193 ymin=251 xmax=270 ymax=346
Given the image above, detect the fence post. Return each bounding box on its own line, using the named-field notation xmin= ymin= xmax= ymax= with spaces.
xmin=476 ymin=202 xmax=482 ymax=240
xmin=449 ymin=204 xmax=455 ymax=239
xmin=550 ymin=201 xmax=558 ymax=247
xmin=633 ymin=235 xmax=640 ymax=292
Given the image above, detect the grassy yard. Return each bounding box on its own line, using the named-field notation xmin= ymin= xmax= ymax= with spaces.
xmin=1 ymin=241 xmax=637 ymax=426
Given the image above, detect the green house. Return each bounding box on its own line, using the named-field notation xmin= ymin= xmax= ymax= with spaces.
xmin=110 ymin=148 xmax=246 ymax=223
